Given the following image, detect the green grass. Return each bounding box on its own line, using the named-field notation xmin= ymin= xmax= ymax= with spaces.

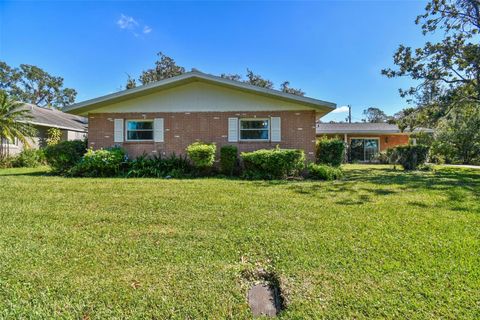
xmin=0 ymin=165 xmax=479 ymax=319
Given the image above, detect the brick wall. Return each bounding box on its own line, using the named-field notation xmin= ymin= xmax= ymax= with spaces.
xmin=88 ymin=111 xmax=317 ymax=160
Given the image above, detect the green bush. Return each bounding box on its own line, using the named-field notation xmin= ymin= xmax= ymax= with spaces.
xmin=12 ymin=149 xmax=45 ymax=168
xmin=127 ymin=153 xmax=192 ymax=178
xmin=0 ymin=156 xmax=15 ymax=168
xmin=44 ymin=140 xmax=87 ymax=174
xmin=186 ymin=142 xmax=216 ymax=169
xmin=316 ymin=137 xmax=345 ymax=167
xmin=389 ymin=145 xmax=429 ymax=170
xmin=69 ymin=147 xmax=126 ymax=177
xmin=374 ymin=151 xmax=389 ymax=164
xmin=307 ymin=163 xmax=344 ymax=180
xmin=241 ymin=147 xmax=305 ymax=180
xmin=220 ymin=145 xmax=238 ymax=176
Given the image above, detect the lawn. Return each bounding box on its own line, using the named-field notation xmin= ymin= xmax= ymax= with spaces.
xmin=0 ymin=165 xmax=479 ymax=319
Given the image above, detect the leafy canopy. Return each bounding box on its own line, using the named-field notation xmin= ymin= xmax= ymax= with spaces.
xmin=0 ymin=62 xmax=77 ymax=108
xmin=126 ymin=52 xmax=305 ymax=95
xmin=382 ymin=0 xmax=480 ymax=103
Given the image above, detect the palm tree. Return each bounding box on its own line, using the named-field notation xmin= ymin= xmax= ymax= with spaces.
xmin=0 ymin=91 xmax=37 ymax=158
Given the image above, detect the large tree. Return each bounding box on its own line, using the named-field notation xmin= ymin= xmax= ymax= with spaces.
xmin=280 ymin=81 xmax=305 ymax=96
xmin=0 ymin=62 xmax=77 ymax=109
xmin=382 ymin=0 xmax=480 ymax=104
xmin=0 ymin=91 xmax=36 ymax=158
xmin=127 ymin=52 xmax=186 ymax=89
xmin=362 ymin=107 xmax=389 ymax=123
xmin=244 ymin=69 xmax=274 ymax=89
xmin=127 ymin=53 xmax=306 ymax=95
xmin=431 ymin=100 xmax=480 ymax=164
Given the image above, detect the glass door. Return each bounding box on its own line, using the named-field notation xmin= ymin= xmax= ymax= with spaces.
xmin=349 ymin=138 xmax=379 ymax=162
xmin=350 ymin=139 xmax=365 ymax=162
xmin=364 ymin=139 xmax=379 ymax=161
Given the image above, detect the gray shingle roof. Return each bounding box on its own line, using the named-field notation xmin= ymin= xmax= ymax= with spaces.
xmin=316 ymin=122 xmax=433 ymax=135
xmin=21 ymin=104 xmax=87 ymax=132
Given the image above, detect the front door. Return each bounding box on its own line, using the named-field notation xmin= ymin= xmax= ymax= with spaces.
xmin=350 ymin=138 xmax=379 ymax=162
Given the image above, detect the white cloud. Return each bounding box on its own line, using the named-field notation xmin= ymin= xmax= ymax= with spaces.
xmin=117 ymin=14 xmax=138 ymax=29
xmin=143 ymin=25 xmax=152 ymax=34
xmin=331 ymin=106 xmax=350 ymax=113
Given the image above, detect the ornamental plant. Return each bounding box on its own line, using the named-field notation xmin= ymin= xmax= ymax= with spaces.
xmin=186 ymin=142 xmax=216 ymax=169
xmin=316 ymin=137 xmax=345 ymax=167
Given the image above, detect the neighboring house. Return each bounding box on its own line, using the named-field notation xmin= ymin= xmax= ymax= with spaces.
xmin=64 ymin=71 xmax=336 ymax=161
xmin=316 ymin=122 xmax=434 ymax=162
xmin=4 ymin=104 xmax=88 ymax=155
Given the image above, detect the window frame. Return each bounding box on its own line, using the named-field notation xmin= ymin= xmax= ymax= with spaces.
xmin=125 ymin=119 xmax=154 ymax=142
xmin=238 ymin=118 xmax=270 ymax=142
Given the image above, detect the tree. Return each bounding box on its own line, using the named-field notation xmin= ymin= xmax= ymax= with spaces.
xmin=362 ymin=107 xmax=389 ymax=123
xmin=280 ymin=81 xmax=305 ymax=96
xmin=220 ymin=73 xmax=242 ymax=81
xmin=431 ymin=101 xmax=480 ymax=164
xmin=244 ymin=69 xmax=274 ymax=89
xmin=0 ymin=91 xmax=37 ymax=158
xmin=382 ymin=0 xmax=480 ymax=103
xmin=125 ymin=53 xmax=306 ymax=94
xmin=0 ymin=62 xmax=77 ymax=109
xmin=127 ymin=52 xmax=186 ymax=89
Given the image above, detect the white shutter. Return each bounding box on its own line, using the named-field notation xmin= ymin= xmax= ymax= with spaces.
xmin=154 ymin=118 xmax=164 ymax=142
xmin=114 ymin=119 xmax=124 ymax=143
xmin=271 ymin=117 xmax=281 ymax=142
xmin=228 ymin=117 xmax=238 ymax=142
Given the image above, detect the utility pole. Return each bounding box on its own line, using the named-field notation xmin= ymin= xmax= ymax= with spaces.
xmin=348 ymin=105 xmax=352 ymax=123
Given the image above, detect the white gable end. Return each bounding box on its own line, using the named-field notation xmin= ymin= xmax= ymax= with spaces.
xmin=91 ymin=82 xmax=317 ymax=114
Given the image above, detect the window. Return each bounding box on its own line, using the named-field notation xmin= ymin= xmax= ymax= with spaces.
xmin=239 ymin=119 xmax=270 ymax=141
xmin=126 ymin=120 xmax=154 ymax=141
xmin=1 ymin=137 xmax=17 ymax=146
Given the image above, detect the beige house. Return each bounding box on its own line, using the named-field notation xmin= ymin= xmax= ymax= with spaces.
xmin=64 ymin=71 xmax=336 ymax=161
xmin=4 ymin=104 xmax=87 ymax=155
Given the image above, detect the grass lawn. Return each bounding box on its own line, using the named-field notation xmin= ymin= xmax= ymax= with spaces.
xmin=0 ymin=165 xmax=479 ymax=319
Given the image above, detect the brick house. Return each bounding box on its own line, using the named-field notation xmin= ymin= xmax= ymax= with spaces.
xmin=316 ymin=122 xmax=434 ymax=162
xmin=64 ymin=71 xmax=336 ymax=161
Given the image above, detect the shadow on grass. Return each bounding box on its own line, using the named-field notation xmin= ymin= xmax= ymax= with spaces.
xmin=251 ymin=166 xmax=480 ymax=208
xmin=0 ymin=170 xmax=52 ymax=177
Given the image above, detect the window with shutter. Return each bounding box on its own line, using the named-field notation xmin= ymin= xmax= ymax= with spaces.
xmin=270 ymin=117 xmax=281 ymax=142
xmin=114 ymin=119 xmax=124 ymax=143
xmin=228 ymin=117 xmax=238 ymax=142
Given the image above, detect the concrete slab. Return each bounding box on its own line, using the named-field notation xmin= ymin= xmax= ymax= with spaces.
xmin=248 ymin=284 xmax=278 ymax=317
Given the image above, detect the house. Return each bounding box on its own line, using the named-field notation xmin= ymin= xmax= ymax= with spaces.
xmin=4 ymin=104 xmax=87 ymax=155
xmin=316 ymin=122 xmax=434 ymax=162
xmin=64 ymin=71 xmax=336 ymax=161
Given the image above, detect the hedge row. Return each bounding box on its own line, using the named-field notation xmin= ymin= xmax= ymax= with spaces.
xmin=42 ymin=140 xmax=342 ymax=180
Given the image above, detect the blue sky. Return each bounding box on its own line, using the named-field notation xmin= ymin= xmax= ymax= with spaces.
xmin=0 ymin=1 xmax=428 ymax=122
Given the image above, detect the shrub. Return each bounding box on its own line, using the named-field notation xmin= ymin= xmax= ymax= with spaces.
xmin=44 ymin=140 xmax=87 ymax=174
xmin=69 ymin=147 xmax=126 ymax=177
xmin=186 ymin=142 xmax=216 ymax=169
xmin=389 ymin=145 xmax=429 ymax=170
xmin=241 ymin=147 xmax=305 ymax=179
xmin=0 ymin=156 xmax=14 ymax=168
xmin=46 ymin=127 xmax=62 ymax=146
xmin=374 ymin=151 xmax=389 ymax=164
xmin=127 ymin=153 xmax=192 ymax=178
xmin=307 ymin=163 xmax=344 ymax=180
xmin=12 ymin=149 xmax=45 ymax=168
xmin=220 ymin=145 xmax=238 ymax=176
xmin=316 ymin=137 xmax=345 ymax=167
